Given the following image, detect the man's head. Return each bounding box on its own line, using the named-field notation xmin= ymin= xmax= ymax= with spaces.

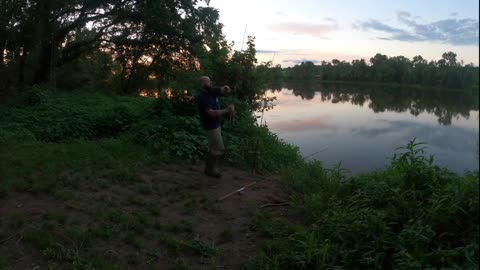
xmin=200 ymin=76 xmax=212 ymax=88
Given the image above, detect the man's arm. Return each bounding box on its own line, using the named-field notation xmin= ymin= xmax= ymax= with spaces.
xmin=211 ymin=85 xmax=231 ymax=96
xmin=207 ymin=106 xmax=233 ymax=117
xmin=220 ymin=85 xmax=231 ymax=95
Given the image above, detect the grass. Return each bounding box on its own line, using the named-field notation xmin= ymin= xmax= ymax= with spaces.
xmin=244 ymin=140 xmax=479 ymax=269
xmin=160 ymin=236 xmax=217 ymax=258
xmin=0 ymin=87 xmax=298 ymax=196
xmin=0 ymin=88 xmax=478 ymax=269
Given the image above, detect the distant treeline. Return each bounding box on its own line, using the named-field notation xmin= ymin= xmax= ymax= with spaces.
xmin=267 ymin=52 xmax=479 ymax=89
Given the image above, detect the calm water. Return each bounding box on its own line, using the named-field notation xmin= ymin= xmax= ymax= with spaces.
xmin=262 ymin=82 xmax=479 ymax=175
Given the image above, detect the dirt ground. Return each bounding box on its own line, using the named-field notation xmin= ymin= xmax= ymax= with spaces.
xmin=0 ymin=165 xmax=292 ymax=269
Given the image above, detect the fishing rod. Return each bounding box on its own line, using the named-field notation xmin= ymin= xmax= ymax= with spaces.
xmin=227 ymin=24 xmax=248 ymax=127
xmin=304 ymin=148 xmax=328 ymax=159
xmin=250 ymin=48 xmax=277 ymax=175
xmin=250 ymin=95 xmax=268 ymax=175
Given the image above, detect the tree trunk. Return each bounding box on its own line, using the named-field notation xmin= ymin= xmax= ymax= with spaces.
xmin=31 ymin=0 xmax=54 ymax=85
xmin=18 ymin=45 xmax=28 ymax=83
xmin=0 ymin=39 xmax=4 ymax=68
xmin=32 ymin=41 xmax=52 ymax=84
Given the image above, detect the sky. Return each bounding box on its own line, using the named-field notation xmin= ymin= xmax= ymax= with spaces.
xmin=207 ymin=0 xmax=479 ymax=66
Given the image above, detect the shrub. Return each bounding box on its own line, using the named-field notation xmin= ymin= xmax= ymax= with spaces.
xmin=94 ymin=105 xmax=135 ymax=138
xmin=0 ymin=123 xmax=36 ymax=143
xmin=245 ymin=140 xmax=479 ymax=269
xmin=15 ymin=86 xmax=52 ymax=107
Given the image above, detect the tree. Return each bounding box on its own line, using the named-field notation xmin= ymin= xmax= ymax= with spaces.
xmin=274 ymin=52 xmax=478 ymax=89
xmin=0 ymin=0 xmax=225 ymax=93
xmin=442 ymin=52 xmax=458 ymax=67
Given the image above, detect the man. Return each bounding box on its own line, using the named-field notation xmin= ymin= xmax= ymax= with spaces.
xmin=197 ymin=76 xmax=235 ymax=178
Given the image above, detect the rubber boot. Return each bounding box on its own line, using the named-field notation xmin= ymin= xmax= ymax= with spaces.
xmin=204 ymin=154 xmax=222 ymax=178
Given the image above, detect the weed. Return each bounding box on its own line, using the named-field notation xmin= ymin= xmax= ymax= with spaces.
xmin=42 ymin=211 xmax=67 ymax=225
xmin=183 ymin=198 xmax=198 ymax=214
xmin=165 ymin=220 xmax=193 ymax=234
xmin=161 ymin=236 xmax=217 ymax=258
xmin=126 ymin=195 xmax=146 ymax=207
xmin=135 ymin=184 xmax=153 ymax=195
xmin=123 ymin=232 xmax=141 ymax=249
xmin=7 ymin=213 xmax=26 ymax=230
xmin=218 ymin=228 xmax=233 ymax=243
xmin=246 ymin=141 xmax=479 ymax=269
xmin=147 ymin=202 xmax=161 ymax=216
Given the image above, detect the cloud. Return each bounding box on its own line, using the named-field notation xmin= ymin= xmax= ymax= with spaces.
xmin=257 ymin=49 xmax=278 ymax=54
xmin=355 ymin=11 xmax=479 ymax=45
xmin=324 ymin=17 xmax=337 ymax=23
xmin=271 ymin=22 xmax=339 ymax=39
xmin=356 ymin=19 xmax=418 ymax=41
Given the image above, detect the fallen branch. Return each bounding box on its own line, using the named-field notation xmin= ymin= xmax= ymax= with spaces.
xmin=259 ymin=202 xmax=289 ymax=208
xmin=16 ymin=228 xmax=25 ymax=245
xmin=217 ymin=182 xmax=257 ymax=201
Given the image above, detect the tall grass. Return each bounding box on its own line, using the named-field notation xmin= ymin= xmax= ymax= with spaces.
xmin=245 ymin=139 xmax=479 ymax=269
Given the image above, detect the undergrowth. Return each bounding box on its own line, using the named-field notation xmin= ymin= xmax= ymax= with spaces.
xmin=0 ymin=88 xmax=477 ymax=269
xmin=244 ymin=139 xmax=479 ymax=269
xmin=0 ymin=87 xmax=299 ymax=196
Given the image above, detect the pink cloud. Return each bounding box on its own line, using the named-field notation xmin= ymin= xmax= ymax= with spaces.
xmin=271 ymin=22 xmax=339 ymax=39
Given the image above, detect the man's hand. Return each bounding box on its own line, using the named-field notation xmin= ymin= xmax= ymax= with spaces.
xmin=222 ymin=85 xmax=231 ymax=94
xmin=227 ymin=104 xmax=235 ymax=114
xmin=207 ymin=104 xmax=235 ymax=118
xmin=227 ymin=104 xmax=235 ymax=125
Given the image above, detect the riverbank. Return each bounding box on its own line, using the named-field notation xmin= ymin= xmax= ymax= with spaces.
xmin=0 ymin=88 xmax=478 ymax=269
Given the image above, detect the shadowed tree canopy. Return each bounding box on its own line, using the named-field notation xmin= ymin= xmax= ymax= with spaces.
xmin=0 ymin=0 xmax=224 ymax=93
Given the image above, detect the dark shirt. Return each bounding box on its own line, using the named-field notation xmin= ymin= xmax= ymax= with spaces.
xmin=198 ymin=86 xmax=223 ymax=130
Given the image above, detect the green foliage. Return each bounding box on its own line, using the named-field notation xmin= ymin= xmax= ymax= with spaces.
xmin=0 ymin=90 xmax=150 ymax=142
xmin=0 ymin=0 xmax=224 ymax=93
xmin=0 ymin=87 xmax=301 ymax=196
xmin=281 ymin=52 xmax=479 ymax=90
xmin=0 ymin=123 xmax=36 ymax=143
xmin=246 ymin=141 xmax=479 ymax=269
xmin=161 ymin=236 xmax=217 ymax=258
xmin=2 ymin=85 xmax=476 ymax=269
xmin=15 ymin=86 xmax=52 ymax=106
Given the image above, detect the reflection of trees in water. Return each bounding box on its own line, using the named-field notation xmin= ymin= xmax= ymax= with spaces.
xmin=283 ymin=80 xmax=317 ymax=100
xmin=267 ymin=81 xmax=283 ymax=93
xmin=272 ymin=82 xmax=479 ymax=125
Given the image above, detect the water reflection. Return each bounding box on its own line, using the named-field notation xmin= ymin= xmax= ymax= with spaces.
xmin=272 ymin=81 xmax=479 ymax=125
xmin=263 ymin=82 xmax=479 ymax=174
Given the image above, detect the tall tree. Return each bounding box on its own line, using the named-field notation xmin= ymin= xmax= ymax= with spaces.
xmin=0 ymin=0 xmax=224 ymax=93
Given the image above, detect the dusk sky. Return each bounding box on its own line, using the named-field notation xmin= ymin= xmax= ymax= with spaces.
xmin=208 ymin=0 xmax=479 ymax=66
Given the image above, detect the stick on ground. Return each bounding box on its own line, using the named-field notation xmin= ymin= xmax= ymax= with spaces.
xmin=259 ymin=202 xmax=289 ymax=208
xmin=217 ymin=182 xmax=256 ymax=201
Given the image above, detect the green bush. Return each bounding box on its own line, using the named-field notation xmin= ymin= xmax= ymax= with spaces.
xmin=0 ymin=90 xmax=150 ymax=142
xmin=132 ymin=114 xmax=206 ymax=161
xmin=15 ymin=86 xmax=52 ymax=107
xmin=245 ymin=140 xmax=479 ymax=269
xmin=94 ymin=105 xmax=135 ymax=138
xmin=0 ymin=123 xmax=37 ymax=143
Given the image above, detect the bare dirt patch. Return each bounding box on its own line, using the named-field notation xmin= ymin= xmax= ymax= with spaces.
xmin=0 ymin=165 xmax=292 ymax=269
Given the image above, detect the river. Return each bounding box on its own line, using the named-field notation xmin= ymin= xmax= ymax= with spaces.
xmin=261 ymin=82 xmax=479 ymax=175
